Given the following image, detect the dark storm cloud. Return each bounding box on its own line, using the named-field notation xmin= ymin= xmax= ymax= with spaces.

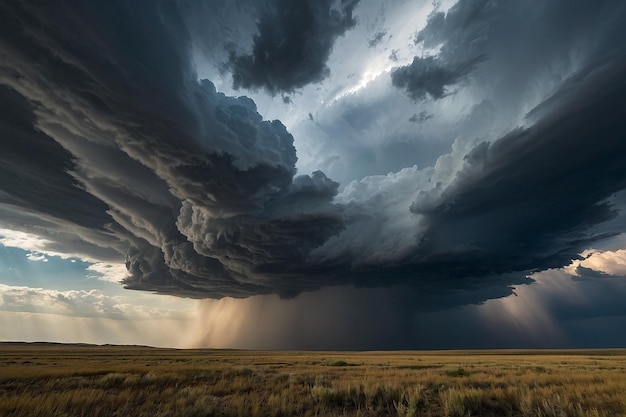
xmin=228 ymin=0 xmax=359 ymax=94
xmin=414 ymin=0 xmax=502 ymax=55
xmin=390 ymin=0 xmax=498 ymax=101
xmin=391 ymin=55 xmax=485 ymax=100
xmin=0 ymin=1 xmax=345 ymax=299
xmin=0 ymin=86 xmax=125 ymax=262
xmin=417 ymin=0 xmax=626 ymax=63
xmin=410 ymin=55 xmax=626 ymax=277
xmin=0 ymin=86 xmax=111 ymax=229
xmin=400 ymin=0 xmax=626 ymax=109
xmin=2 ymin=0 xmax=626 ymax=308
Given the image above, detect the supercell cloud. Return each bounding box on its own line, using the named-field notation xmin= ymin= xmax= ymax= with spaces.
xmin=1 ymin=0 xmax=626 ymax=316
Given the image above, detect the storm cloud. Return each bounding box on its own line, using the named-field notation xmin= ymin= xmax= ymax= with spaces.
xmin=0 ymin=1 xmax=341 ymax=298
xmin=410 ymin=56 xmax=626 ymax=276
xmin=228 ymin=0 xmax=360 ymax=94
xmin=1 ymin=0 xmax=626 ymax=314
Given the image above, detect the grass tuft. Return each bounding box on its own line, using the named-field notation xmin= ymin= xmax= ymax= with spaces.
xmin=445 ymin=367 xmax=471 ymax=377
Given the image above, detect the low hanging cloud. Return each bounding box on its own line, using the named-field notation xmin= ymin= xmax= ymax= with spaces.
xmin=228 ymin=0 xmax=360 ymax=94
xmin=1 ymin=0 xmax=626 ymax=309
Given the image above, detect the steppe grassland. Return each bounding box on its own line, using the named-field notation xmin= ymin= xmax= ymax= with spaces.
xmin=1 ymin=344 xmax=625 ymax=416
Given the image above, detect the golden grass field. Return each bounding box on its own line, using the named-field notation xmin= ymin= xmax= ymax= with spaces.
xmin=1 ymin=343 xmax=625 ymax=417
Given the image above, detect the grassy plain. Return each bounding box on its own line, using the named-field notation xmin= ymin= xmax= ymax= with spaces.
xmin=0 ymin=343 xmax=625 ymax=417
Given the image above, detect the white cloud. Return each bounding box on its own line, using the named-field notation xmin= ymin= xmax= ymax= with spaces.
xmin=25 ymin=252 xmax=48 ymax=262
xmin=313 ymin=165 xmax=431 ymax=265
xmin=0 ymin=284 xmax=192 ymax=321
xmin=0 ymin=228 xmax=127 ymax=282
xmin=86 ymin=262 xmax=128 ymax=283
xmin=565 ymin=247 xmax=626 ymax=277
xmin=0 ymin=229 xmax=66 ymax=258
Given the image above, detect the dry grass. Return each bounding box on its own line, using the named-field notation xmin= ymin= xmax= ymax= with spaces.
xmin=1 ymin=344 xmax=625 ymax=416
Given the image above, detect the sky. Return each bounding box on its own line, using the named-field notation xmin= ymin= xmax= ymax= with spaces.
xmin=1 ymin=0 xmax=626 ymax=349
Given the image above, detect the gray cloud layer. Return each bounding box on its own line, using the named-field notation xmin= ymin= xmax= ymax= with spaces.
xmin=1 ymin=0 xmax=626 ymax=308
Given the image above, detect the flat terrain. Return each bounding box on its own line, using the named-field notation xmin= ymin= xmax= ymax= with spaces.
xmin=1 ymin=343 xmax=625 ymax=417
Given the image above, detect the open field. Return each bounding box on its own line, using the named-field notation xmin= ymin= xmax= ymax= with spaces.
xmin=1 ymin=343 xmax=625 ymax=417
